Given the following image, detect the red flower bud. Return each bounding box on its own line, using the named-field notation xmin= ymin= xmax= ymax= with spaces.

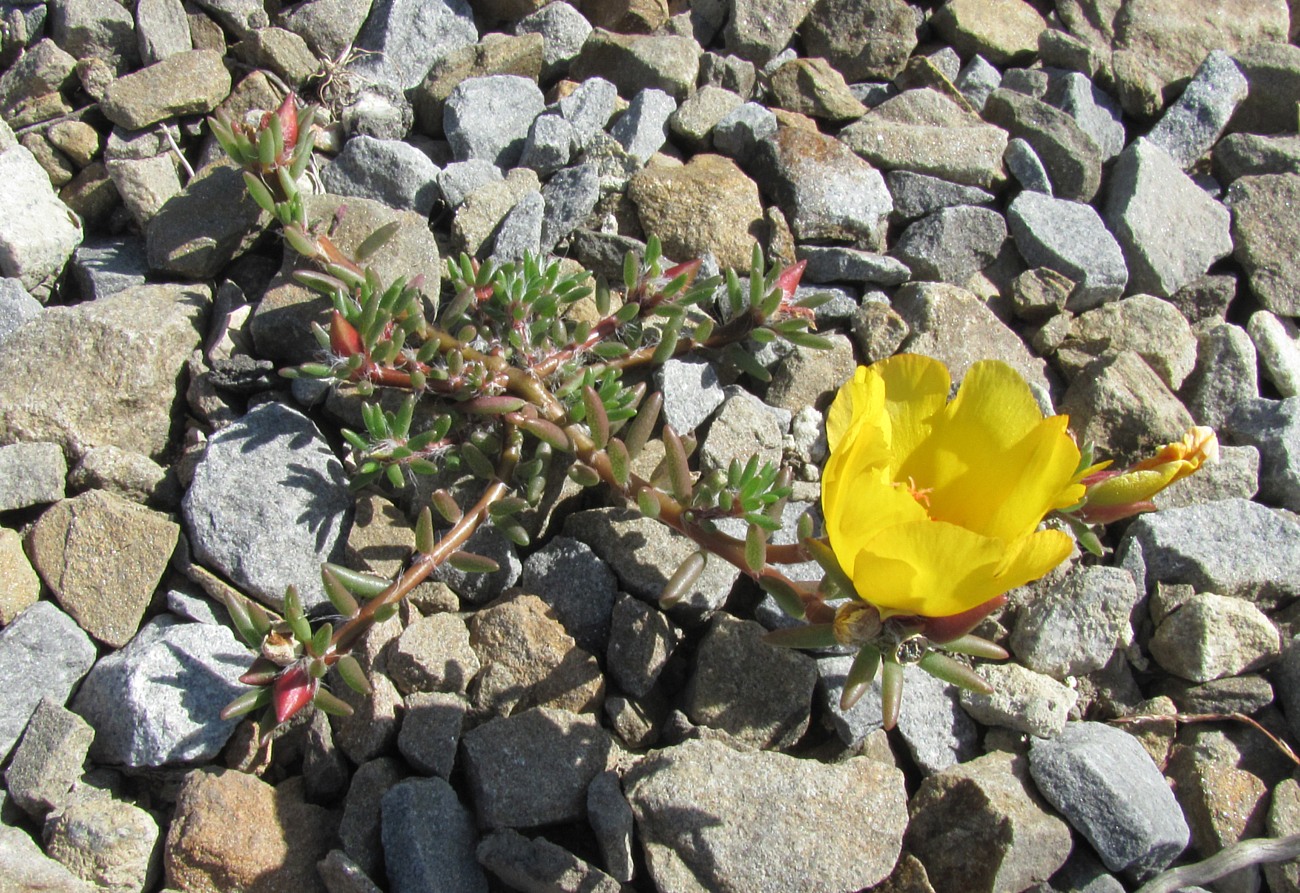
xmin=272 ymin=665 xmax=316 ymax=724
xmin=329 ymin=311 xmax=363 ymax=358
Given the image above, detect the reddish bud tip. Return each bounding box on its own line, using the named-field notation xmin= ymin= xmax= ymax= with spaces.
xmin=329 ymin=310 xmax=363 ymax=358
xmin=276 ymin=93 xmax=299 ymax=152
xmin=775 ymin=260 xmax=808 ymax=302
xmin=664 ymin=258 xmax=702 ymax=286
xmin=272 ymin=665 xmax=317 ymax=724
xmin=919 ymin=594 xmax=1008 ymax=644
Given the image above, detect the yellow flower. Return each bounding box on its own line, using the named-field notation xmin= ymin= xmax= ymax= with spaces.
xmin=1077 ymin=426 xmax=1219 ymax=522
xmin=822 ymin=355 xmax=1085 ymax=619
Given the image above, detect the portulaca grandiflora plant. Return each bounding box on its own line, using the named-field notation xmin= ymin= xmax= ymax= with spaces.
xmin=212 ymin=95 xmax=1218 ymax=733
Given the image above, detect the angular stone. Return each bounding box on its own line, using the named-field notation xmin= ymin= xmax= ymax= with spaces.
xmin=712 ymin=101 xmax=778 ymax=164
xmin=3 ymin=698 xmax=93 ymax=820
xmin=609 ymin=87 xmax=677 ymax=165
xmin=0 ymin=528 xmax=40 ymax=625
xmin=698 ymin=390 xmax=784 ymax=476
xmin=347 ymin=0 xmax=479 ymax=93
xmin=519 ymin=536 xmax=618 ymax=655
xmin=886 ymin=170 xmax=995 ymax=222
xmin=382 ymin=777 xmax=487 ymax=893
xmin=1228 ymin=397 xmax=1300 ymax=512
xmin=1007 ymin=190 xmax=1126 ymax=310
xmin=798 ymin=245 xmax=910 ymax=285
xmin=165 ymin=769 xmax=337 ymax=892
xmin=513 ymin=1 xmax=591 ymax=81
xmin=573 ymin=29 xmax=699 ymax=100
xmin=0 ymin=441 xmax=65 ymax=511
xmin=1249 ymin=310 xmax=1300 ymax=397
xmin=684 ymin=613 xmax=817 ymax=749
xmin=461 ymin=707 xmax=614 ymax=829
xmin=722 ymin=0 xmax=814 ymax=65
xmin=1105 ymin=139 xmax=1232 ymax=298
xmin=444 ymin=75 xmax=545 ymax=168
xmin=840 ymin=88 xmax=1008 ymax=189
xmin=388 ymin=612 xmax=480 ymax=696
xmin=802 ymin=0 xmax=915 ymax=82
xmin=983 ymin=87 xmax=1102 ymax=202
xmin=1118 ymin=498 xmax=1300 ymax=607
xmin=145 ymin=160 xmax=265 ymax=279
xmin=477 ymin=829 xmax=623 ymax=893
xmin=182 ymin=401 xmax=351 ymax=611
xmin=1029 ymin=722 xmax=1189 ymax=877
xmin=0 ymin=140 xmax=82 ymax=296
xmin=1012 ymin=565 xmax=1140 ymax=679
xmin=540 ymin=162 xmax=600 ymax=254
xmin=669 ymin=84 xmax=743 ymax=151
xmin=1264 ymin=775 xmax=1300 ymax=892
xmin=959 ymin=662 xmax=1078 ymax=737
xmin=27 ymin=490 xmax=176 ymax=647
xmin=1145 ymin=50 xmax=1248 ymax=168
xmin=0 ymin=601 xmax=96 ymax=763
xmin=1229 ymin=173 xmax=1300 ymax=314
xmin=136 ymin=0 xmax=196 ymax=64
xmin=764 ymin=331 xmax=858 ymax=414
xmin=339 ymin=757 xmax=405 ymax=878
xmin=45 ymin=794 xmax=161 ymax=893
xmin=321 ymin=135 xmax=441 ymax=216
xmin=627 ymin=738 xmax=907 ymax=892
xmin=71 ymin=617 xmax=247 ymax=766
xmin=50 ymin=0 xmax=137 ymax=66
xmin=1231 ymin=40 xmax=1300 ymax=135
xmin=1046 ymin=70 xmax=1126 ymax=161
xmin=1183 ymin=323 xmax=1258 ymax=430
xmin=397 ymin=691 xmax=466 ymax=779
xmin=893 ymin=205 xmax=1006 ymax=284
xmin=908 ymin=751 xmax=1072 ymax=893
xmin=1056 ymin=294 xmax=1198 ymax=391
xmin=1059 ymin=351 xmax=1193 ymax=463
xmin=1150 ymin=591 xmax=1281 ymax=682
xmin=100 ymin=50 xmax=231 ymax=129
xmin=769 ymin=57 xmax=866 ymax=121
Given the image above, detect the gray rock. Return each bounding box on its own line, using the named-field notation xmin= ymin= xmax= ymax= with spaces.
xmin=955 ymin=53 xmax=1002 ymax=111
xmin=894 ymin=281 xmax=1053 ymax=396
xmin=983 ymin=87 xmax=1103 ymax=202
xmin=1214 ymin=132 xmax=1300 ymax=181
xmin=348 ymin=0 xmax=478 ymax=93
xmin=445 ymin=75 xmax=545 ymax=168
xmin=1004 ymin=136 xmax=1053 ymax=193
xmin=382 ymin=777 xmax=487 ymax=893
xmin=388 ymin=613 xmax=479 ymax=696
xmin=490 ymin=189 xmax=543 ymax=262
xmin=797 ymin=245 xmax=910 ymax=286
xmin=1154 ymin=674 xmax=1274 ymax=715
xmin=1061 ymin=351 xmax=1194 ymax=463
xmin=764 ymin=330 xmax=858 ymax=414
xmin=885 ymin=170 xmax=995 ymax=222
xmin=331 ymin=665 xmax=402 ymax=765
xmin=106 ymin=152 xmax=182 ymax=227
xmin=520 ymin=536 xmax=618 ymax=655
xmin=0 ymin=140 xmax=82 ymax=296
xmin=656 ymin=356 xmax=725 ymax=435
xmin=573 ymin=30 xmax=699 ymax=100
xmin=700 ymin=51 xmax=757 ymax=98
xmin=684 ymin=613 xmax=817 ymax=749
xmin=71 ymin=616 xmax=247 ymax=766
xmin=1228 ymin=173 xmax=1300 ymax=315
xmin=3 ymin=698 xmax=93 ymax=820
xmin=753 ymin=126 xmax=892 ymax=244
xmin=698 ymin=389 xmax=785 ymax=476
xmin=0 ymin=601 xmax=96 ymax=763
xmin=461 ymin=707 xmax=613 ymax=829
xmin=0 ymin=38 xmax=75 ymax=115
xmin=1056 ymin=294 xmax=1198 ymax=391
xmin=340 ymin=757 xmax=405 ymax=877
xmin=146 ymin=160 xmax=265 ymax=279
xmin=1149 ymin=592 xmax=1281 ymax=683
xmin=1169 ymin=273 xmax=1237 ymax=330
xmin=712 ymin=101 xmax=778 ymax=164
xmin=99 ymin=49 xmax=231 ymax=130
xmin=432 ymin=525 xmax=521 ymax=606
xmin=626 ymin=738 xmax=908 ymax=892
xmin=517 ymin=113 xmax=573 ymax=177
xmin=1118 ymin=498 xmax=1300 ymax=608
xmin=539 ymin=162 xmax=599 ymax=254
xmin=959 ymin=662 xmax=1078 ymax=737
xmin=317 ymin=850 xmax=384 ymax=893
xmin=1146 ymin=50 xmax=1249 ymax=169
xmin=182 ymin=401 xmax=352 ymax=612
xmin=1029 ymin=722 xmax=1190 ymax=877
xmin=1183 ymin=323 xmax=1258 ymax=430
xmin=438 ymin=159 xmax=503 ymax=209
xmin=556 ymin=76 xmax=618 ymax=151
xmin=801 ymin=0 xmax=915 ymax=83
xmin=1012 ymin=566 xmax=1141 ymax=679
xmin=1007 ymin=190 xmax=1127 ymax=310
xmin=1154 ymin=443 xmax=1260 ymax=510
xmin=563 ymin=507 xmax=739 ymax=624
xmin=1277 ymin=636 xmax=1300 ymax=744
xmin=893 ymin=204 xmax=1006 ymax=283
xmin=341 ymin=84 xmax=414 ymax=141
xmin=610 ymin=88 xmax=677 ymax=165
xmin=606 ymin=593 xmax=682 ymax=699
xmin=587 ymin=771 xmax=634 ymax=882
xmin=908 ymin=751 xmax=1073 ymax=893
xmin=0 ymin=277 xmax=40 ymax=344
xmin=277 ymin=0 xmax=371 ymax=59
xmin=722 ymin=0 xmax=814 ymax=65
xmin=50 ymin=0 xmax=137 ymax=66
xmin=476 ymin=830 xmax=625 ymax=893
xmin=1248 ymin=310 xmax=1300 ymax=396
xmin=1105 ymin=140 xmax=1232 ymax=298
xmin=67 ymin=237 xmax=150 ymax=302
xmin=397 ymin=691 xmax=466 ymax=779
xmin=0 ymin=823 xmax=97 ymax=893
xmin=321 ymin=135 xmax=441 ymax=216
xmin=512 ymin=1 xmax=591 ymax=81
xmin=43 ymin=794 xmax=160 ymax=893
xmin=188 ymin=0 xmax=267 ymax=37
xmin=1045 ymin=71 xmax=1126 ymax=161
xmin=302 ymin=708 xmax=349 ymax=804
xmin=0 ymin=441 xmax=65 ymax=510
xmin=1226 ymin=397 xmax=1300 ymax=512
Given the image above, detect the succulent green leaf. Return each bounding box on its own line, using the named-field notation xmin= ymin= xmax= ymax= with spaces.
xmin=220 ymin=686 xmax=272 ymax=721
xmin=448 ymin=551 xmax=500 ymax=574
xmin=660 ymin=551 xmax=705 ymax=608
xmin=313 ymin=687 xmax=354 ymax=717
xmin=336 ymin=653 xmax=372 ymax=695
xmin=415 ymin=506 xmax=436 ymax=554
xmin=321 ymin=566 xmax=360 ymax=617
xmin=321 ymin=563 xmax=391 ymax=598
xmin=758 ymin=575 xmax=806 ymax=620
xmin=763 ymin=623 xmax=837 ymax=649
xmin=840 ymin=646 xmax=882 ymax=712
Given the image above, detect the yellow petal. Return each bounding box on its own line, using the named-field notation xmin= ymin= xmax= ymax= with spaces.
xmin=874 ymin=354 xmax=951 ymax=473
xmin=825 ymin=470 xmax=930 ymax=561
xmin=826 ymin=366 xmax=878 ymax=454
xmin=1085 ymin=466 xmax=1183 ymax=508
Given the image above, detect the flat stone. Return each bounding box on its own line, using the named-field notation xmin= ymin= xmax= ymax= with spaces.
xmin=840 ymin=88 xmax=1008 ymax=189
xmin=388 ymin=612 xmax=480 ymax=696
xmin=165 ymin=769 xmax=337 ymax=892
xmin=1045 ymin=70 xmax=1126 ymax=161
xmin=983 ymin=87 xmax=1102 ymax=202
xmin=1231 ymin=40 xmax=1300 ymax=135
xmin=100 ymin=49 xmax=231 ymax=129
xmin=958 ymin=661 xmax=1078 ymax=737
xmin=0 ymin=528 xmax=40 ymax=625
xmin=1007 ymin=190 xmax=1127 ymax=310
xmin=908 ymin=750 xmax=1072 ymax=893
xmin=45 ymin=794 xmax=161 ymax=893
xmin=1214 ymin=132 xmax=1300 ymax=180
xmin=798 ymin=245 xmax=911 ymax=285
xmin=0 ymin=601 xmax=96 ymax=763
xmin=1118 ymin=498 xmax=1300 ymax=608
xmin=669 ymin=84 xmax=743 ymax=151
xmin=626 ymin=738 xmax=907 ymax=892
xmin=0 ymin=441 xmax=65 ymax=510
xmin=0 ymin=140 xmax=82 ymax=296
xmin=71 ymin=616 xmax=247 ymax=766
xmin=382 ymin=777 xmax=487 ymax=893
xmin=1056 ymin=294 xmax=1199 ymax=390
xmin=1150 ymin=592 xmax=1281 ymax=682
xmin=684 ymin=613 xmax=817 ymax=749
xmin=520 ymin=536 xmax=619 ymax=655
xmin=1030 ymin=721 xmax=1189 ymax=878
xmin=3 ymin=698 xmax=94 ymax=820
xmin=27 ymin=490 xmax=177 ymax=647
xmin=932 ymin=0 xmax=1047 ymax=66
xmin=656 ymin=356 xmax=725 ymax=435
xmin=182 ymin=401 xmax=350 ymax=611
xmin=136 ymin=0 xmax=196 ymax=64
xmin=321 ymin=135 xmax=441 ymax=216
xmin=477 ymin=829 xmax=624 ymax=893
xmin=339 ymin=758 xmax=405 ymax=878
xmin=609 ymin=87 xmax=677 ymax=165
xmin=461 ymin=706 xmax=614 ymax=829
xmin=1153 ymin=674 xmax=1275 ymax=715
xmin=1012 ymin=565 xmax=1140 ymax=679
xmin=444 ymin=75 xmax=545 ymax=168
xmin=1145 ymin=50 xmax=1249 ymax=168
xmin=1183 ymin=323 xmax=1258 ymax=430
xmin=397 ymin=691 xmax=466 ymax=778
xmin=67 ymin=237 xmax=150 ymax=302
xmin=145 ymin=159 xmax=266 ymax=279
xmin=512 ymin=1 xmax=591 ymax=81
xmin=893 ymin=204 xmax=1006 ymax=284
xmin=347 ymin=0 xmax=478 ymax=93
xmin=801 ymin=0 xmax=915 ymax=82
xmin=540 ymin=162 xmax=600 ymax=254
xmin=573 ymin=29 xmax=699 ymax=99
xmin=769 ymin=57 xmax=866 ymax=121
xmin=1228 ymin=173 xmax=1300 ymax=315
xmin=50 ymin=0 xmax=137 ymax=66
xmin=1060 ymin=351 xmax=1194 ymax=463
xmin=698 ymin=389 xmax=785 ymax=476
xmin=1228 ymin=397 xmax=1300 ymax=512
xmin=235 ymin=26 xmax=318 ymax=88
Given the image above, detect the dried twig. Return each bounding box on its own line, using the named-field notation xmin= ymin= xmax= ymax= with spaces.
xmin=1135 ymin=833 xmax=1300 ymax=893
xmin=1110 ymin=711 xmax=1300 ymax=767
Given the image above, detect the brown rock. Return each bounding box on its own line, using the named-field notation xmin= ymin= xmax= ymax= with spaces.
xmin=100 ymin=50 xmax=232 ymax=130
xmin=345 ymin=492 xmax=415 ymax=579
xmin=931 ymin=0 xmax=1048 ymax=67
xmin=1229 ymin=173 xmax=1300 ymax=315
xmin=413 ymin=33 xmax=544 ymax=136
xmin=165 ymin=769 xmax=337 ymax=893
xmin=0 ymin=527 xmax=39 ymax=625
xmin=583 ymin=0 xmax=669 ymax=33
xmin=627 ymin=154 xmax=762 ymax=270
xmin=802 ymin=0 xmax=916 ymax=82
xmin=768 ymin=57 xmax=867 ymax=122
